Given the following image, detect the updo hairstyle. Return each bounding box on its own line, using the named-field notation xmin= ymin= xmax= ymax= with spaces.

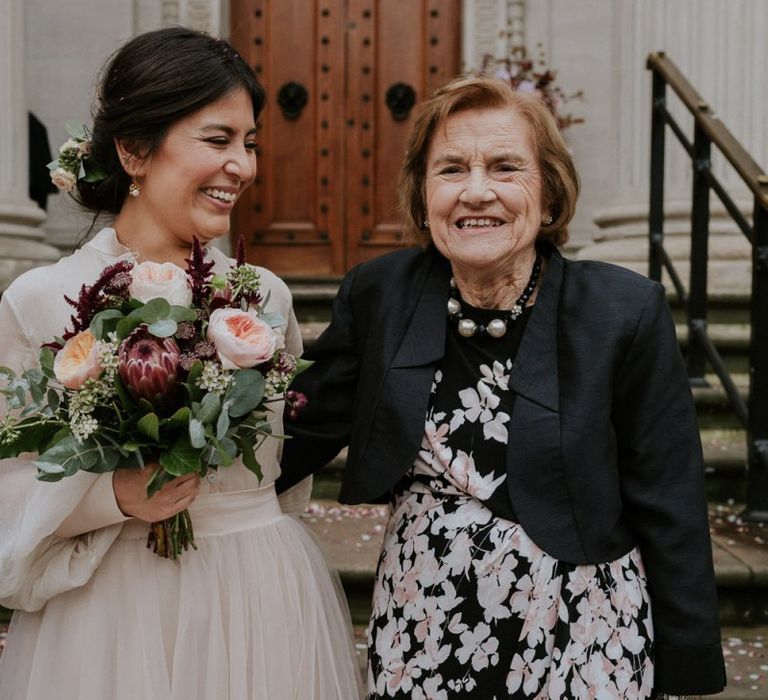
xmin=76 ymin=27 xmax=266 ymax=216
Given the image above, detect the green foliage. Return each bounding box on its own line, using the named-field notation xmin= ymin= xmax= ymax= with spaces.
xmin=226 ymin=369 xmax=265 ymax=418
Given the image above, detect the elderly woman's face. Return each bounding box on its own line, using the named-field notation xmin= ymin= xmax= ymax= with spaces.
xmin=425 ymin=107 xmax=547 ymax=274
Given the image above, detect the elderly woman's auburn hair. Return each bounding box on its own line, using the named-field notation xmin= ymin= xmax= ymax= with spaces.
xmin=399 ymin=75 xmax=580 ymax=247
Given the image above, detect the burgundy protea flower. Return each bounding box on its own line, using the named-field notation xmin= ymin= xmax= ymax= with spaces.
xmin=118 ymin=326 xmax=182 ymax=409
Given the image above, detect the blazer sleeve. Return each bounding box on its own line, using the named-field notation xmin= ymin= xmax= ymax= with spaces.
xmin=612 ymin=283 xmax=726 ymax=695
xmin=276 ymin=265 xmax=361 ymax=493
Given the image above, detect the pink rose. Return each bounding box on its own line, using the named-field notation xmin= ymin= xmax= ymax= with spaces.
xmin=207 ymin=308 xmax=282 ymax=370
xmin=129 ymin=261 xmax=193 ymax=306
xmin=54 ymin=330 xmax=102 ymax=389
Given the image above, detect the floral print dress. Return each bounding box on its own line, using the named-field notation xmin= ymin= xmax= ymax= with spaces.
xmin=367 ymin=304 xmax=655 ymax=699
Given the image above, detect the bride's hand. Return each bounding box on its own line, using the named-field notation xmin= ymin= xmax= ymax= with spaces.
xmin=113 ymin=465 xmax=200 ymax=522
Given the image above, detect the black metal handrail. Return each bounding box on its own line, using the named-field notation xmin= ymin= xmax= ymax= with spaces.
xmin=647 ymin=51 xmax=768 ymax=522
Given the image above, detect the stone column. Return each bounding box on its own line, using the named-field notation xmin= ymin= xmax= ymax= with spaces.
xmin=462 ymin=0 xmax=526 ymax=72
xmin=524 ymin=0 xmax=767 ymax=293
xmin=0 ymin=0 xmax=59 ymax=292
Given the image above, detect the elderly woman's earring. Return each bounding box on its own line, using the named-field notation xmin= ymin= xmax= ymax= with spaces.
xmin=543 ymin=215 xmax=553 ymax=226
xmin=129 ymin=180 xmax=141 ymax=198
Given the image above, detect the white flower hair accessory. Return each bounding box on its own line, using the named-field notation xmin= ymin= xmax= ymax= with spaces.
xmin=47 ymin=122 xmax=107 ymax=192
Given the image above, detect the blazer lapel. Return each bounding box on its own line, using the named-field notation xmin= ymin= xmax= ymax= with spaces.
xmin=508 ymin=246 xmax=563 ymax=411
xmin=390 ymin=249 xmax=451 ymax=368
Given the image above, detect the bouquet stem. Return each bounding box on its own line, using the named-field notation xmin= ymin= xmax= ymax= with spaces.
xmin=146 ymin=509 xmax=198 ymax=559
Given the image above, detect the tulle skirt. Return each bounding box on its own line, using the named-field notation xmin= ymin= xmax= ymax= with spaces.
xmin=0 ymin=487 xmax=363 ymax=700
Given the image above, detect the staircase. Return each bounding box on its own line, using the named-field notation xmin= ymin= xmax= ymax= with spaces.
xmin=292 ymin=277 xmax=768 ymax=698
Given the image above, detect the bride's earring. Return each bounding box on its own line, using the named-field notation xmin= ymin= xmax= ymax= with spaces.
xmin=128 ymin=180 xmax=141 ymax=198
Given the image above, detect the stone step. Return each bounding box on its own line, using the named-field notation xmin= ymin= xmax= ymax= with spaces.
xmin=302 ymin=500 xmax=768 ymax=629
xmin=287 ymin=279 xmax=341 ymax=323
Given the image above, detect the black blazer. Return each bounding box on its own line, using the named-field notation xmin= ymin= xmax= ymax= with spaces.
xmin=279 ymin=244 xmax=726 ymax=694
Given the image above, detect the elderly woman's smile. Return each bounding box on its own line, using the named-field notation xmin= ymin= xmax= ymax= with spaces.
xmin=425 ymin=106 xmax=549 ymax=304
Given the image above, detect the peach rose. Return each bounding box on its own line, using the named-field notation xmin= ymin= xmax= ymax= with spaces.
xmin=207 ymin=308 xmax=282 ymax=370
xmin=129 ymin=261 xmax=193 ymax=307
xmin=54 ymin=330 xmax=102 ymax=389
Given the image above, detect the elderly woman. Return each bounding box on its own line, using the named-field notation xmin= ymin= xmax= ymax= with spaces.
xmin=279 ymin=76 xmax=725 ymax=698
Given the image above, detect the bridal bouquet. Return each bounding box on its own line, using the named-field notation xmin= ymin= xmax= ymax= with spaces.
xmin=0 ymin=238 xmax=308 ymax=559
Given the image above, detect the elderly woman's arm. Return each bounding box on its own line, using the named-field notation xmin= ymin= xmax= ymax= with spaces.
xmin=613 ymin=283 xmax=726 ymax=695
xmin=277 ymin=266 xmax=361 ymax=493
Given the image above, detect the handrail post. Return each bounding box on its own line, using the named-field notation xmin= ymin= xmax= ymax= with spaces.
xmin=743 ymin=199 xmax=768 ymax=521
xmin=687 ymin=123 xmax=711 ymax=387
xmin=649 ymin=70 xmax=666 ymax=282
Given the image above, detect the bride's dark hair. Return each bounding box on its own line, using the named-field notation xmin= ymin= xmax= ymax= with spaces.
xmin=76 ymin=27 xmax=265 ymax=216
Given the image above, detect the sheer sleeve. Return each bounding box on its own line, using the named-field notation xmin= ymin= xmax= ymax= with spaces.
xmin=0 ymin=286 xmax=123 ymax=612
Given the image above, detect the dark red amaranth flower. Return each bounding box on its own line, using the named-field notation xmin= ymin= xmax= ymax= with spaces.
xmin=235 ymin=234 xmax=247 ymax=267
xmin=184 ymin=237 xmax=215 ymax=307
xmin=285 ymin=390 xmax=309 ymax=421
xmin=63 ymin=260 xmax=135 ymax=339
xmin=118 ymin=326 xmax=182 ymax=409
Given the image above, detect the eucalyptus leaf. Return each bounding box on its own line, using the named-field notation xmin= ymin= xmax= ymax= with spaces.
xmin=116 ymin=315 xmax=142 ymax=341
xmin=195 ymin=392 xmax=221 ymax=424
xmin=147 ymin=319 xmax=177 ymax=338
xmin=258 ymin=312 xmax=285 ymax=329
xmin=211 ymin=436 xmax=235 ymax=467
xmin=169 ymin=305 xmax=197 ymax=322
xmin=90 ymin=309 xmax=125 ymax=340
xmin=65 ymin=121 xmax=87 ymax=139
xmin=83 ymin=445 xmax=120 ymax=473
xmin=35 ymin=460 xmax=67 ymax=475
xmin=189 ymin=418 xmax=206 ymax=449
xmin=141 ymin=298 xmax=171 ymax=324
xmin=226 ymin=369 xmax=265 ymax=418
xmin=216 ymin=407 xmax=230 ymax=440
xmin=36 ymin=470 xmax=66 ymax=482
xmin=35 ymin=435 xmax=100 ymax=478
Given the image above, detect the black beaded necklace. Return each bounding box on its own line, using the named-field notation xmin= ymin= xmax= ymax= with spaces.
xmin=447 ymin=254 xmax=542 ymax=338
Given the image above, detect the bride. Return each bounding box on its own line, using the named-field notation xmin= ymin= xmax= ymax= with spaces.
xmin=0 ymin=27 xmax=361 ymax=699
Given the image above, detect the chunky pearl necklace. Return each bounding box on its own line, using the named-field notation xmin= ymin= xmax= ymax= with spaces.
xmin=447 ymin=255 xmax=543 ymax=338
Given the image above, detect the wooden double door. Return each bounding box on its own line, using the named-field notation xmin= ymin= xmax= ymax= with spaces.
xmin=230 ymin=0 xmax=461 ymax=276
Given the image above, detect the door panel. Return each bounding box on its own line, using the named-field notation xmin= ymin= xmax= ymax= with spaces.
xmin=230 ymin=0 xmax=461 ymax=275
